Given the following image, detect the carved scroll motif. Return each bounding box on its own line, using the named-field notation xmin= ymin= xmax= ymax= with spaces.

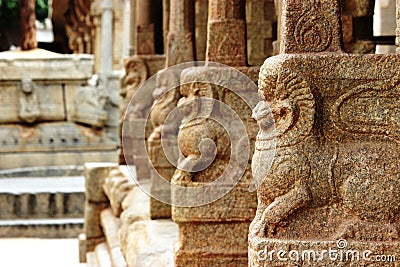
xmin=294 ymin=10 xmax=333 ymax=52
xmin=332 ymin=79 xmax=400 ymax=140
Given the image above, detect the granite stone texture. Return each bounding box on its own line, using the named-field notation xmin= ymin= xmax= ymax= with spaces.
xmin=249 ymin=0 xmax=400 ymax=266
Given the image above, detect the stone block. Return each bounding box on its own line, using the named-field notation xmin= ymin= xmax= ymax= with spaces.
xmin=124 ymin=220 xmax=178 ymax=267
xmin=100 ymin=208 xmax=121 ymax=249
xmin=103 ymin=168 xmax=135 ymax=217
xmin=84 ymin=163 xmax=119 ymax=203
xmin=84 ymin=201 xmax=109 ymax=239
xmin=119 ymin=182 xmax=151 ymax=255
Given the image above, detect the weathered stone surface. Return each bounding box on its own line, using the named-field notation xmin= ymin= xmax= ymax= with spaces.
xmin=148 ymin=68 xmax=181 ymax=219
xmin=0 ymin=218 xmax=84 ymax=238
xmin=65 ymin=0 xmax=94 ymax=54
xmin=125 ymin=220 xmax=178 ymax=267
xmin=135 ymin=0 xmax=155 ymax=55
xmin=0 ymin=49 xmax=94 ymax=80
xmin=397 ymin=0 xmax=400 ymax=51
xmin=103 ymin=168 xmax=135 ymax=216
xmin=279 ymin=0 xmax=342 ymax=54
xmin=166 ymin=0 xmax=195 ymax=66
xmin=100 ymin=208 xmax=122 ymax=249
xmin=171 ymin=64 xmax=258 ymax=266
xmin=0 ymin=151 xmax=118 ymax=170
xmin=94 ymin=242 xmax=113 ymax=267
xmin=206 ymin=0 xmax=247 ymax=66
xmin=84 ymin=201 xmax=109 ymax=239
xmin=119 ymin=182 xmax=151 ymax=255
xmin=195 ymin=0 xmax=208 ymax=61
xmin=249 ymin=1 xmax=400 ymax=266
xmin=84 ymin=163 xmax=119 ymax=203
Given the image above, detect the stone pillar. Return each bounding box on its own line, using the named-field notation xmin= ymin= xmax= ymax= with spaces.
xmin=129 ymin=0 xmax=136 ymax=55
xmin=123 ymin=0 xmax=131 ymax=57
xmin=82 ymin=163 xmax=118 ymax=257
xmin=171 ymin=0 xmax=262 ymax=266
xmin=166 ymin=0 xmax=195 ymax=66
xmin=279 ymin=0 xmax=343 ymax=54
xmin=20 ymin=0 xmax=38 ymax=50
xmin=342 ymin=0 xmax=376 ymax=54
xmin=206 ymin=0 xmax=246 ymax=66
xmin=246 ymin=0 xmax=276 ymax=65
xmin=147 ymin=0 xmax=195 ymax=219
xmin=163 ymin=0 xmax=170 ymax=53
xmin=135 ymin=0 xmax=155 ymax=54
xmin=100 ymin=0 xmax=113 ymax=74
xmin=195 ymin=0 xmax=208 ymax=61
xmin=249 ymin=0 xmax=400 ymax=266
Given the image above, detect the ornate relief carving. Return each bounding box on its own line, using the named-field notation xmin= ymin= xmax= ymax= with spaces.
xmin=72 ymin=79 xmax=108 ymax=128
xmin=120 ymin=58 xmax=149 ymax=119
xmin=250 ymin=67 xmax=315 ymax=237
xmin=18 ymin=78 xmax=41 ymax=123
xmin=294 ymin=9 xmax=333 ymax=52
xmin=332 ymin=79 xmax=400 ymax=140
xmin=172 ymin=67 xmax=229 ymax=184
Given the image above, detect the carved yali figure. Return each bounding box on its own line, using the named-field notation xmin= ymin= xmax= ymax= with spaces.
xmin=250 ymin=65 xmax=315 ymax=237
xmin=18 ymin=78 xmax=41 ymax=123
xmin=72 ymin=77 xmax=108 ymax=128
xmin=250 ymin=58 xmax=400 ymax=241
xmin=172 ymin=68 xmax=230 ymax=184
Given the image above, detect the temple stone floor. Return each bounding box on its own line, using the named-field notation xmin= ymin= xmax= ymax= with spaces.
xmin=0 ymin=238 xmax=85 ymax=266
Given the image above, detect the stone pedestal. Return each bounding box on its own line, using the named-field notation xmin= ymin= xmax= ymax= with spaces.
xmin=206 ymin=0 xmax=246 ymax=66
xmin=249 ymin=1 xmax=400 ymax=266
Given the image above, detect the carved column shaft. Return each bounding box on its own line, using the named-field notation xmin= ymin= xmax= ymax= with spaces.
xmin=206 ymin=0 xmax=246 ymax=66
xmin=100 ymin=0 xmax=113 ymax=74
xmin=195 ymin=0 xmax=208 ymax=61
xmin=20 ymin=0 xmax=38 ymax=50
xmin=280 ymin=0 xmax=343 ymax=54
xmin=135 ymin=0 xmax=155 ymax=54
xmin=166 ymin=0 xmax=195 ymax=66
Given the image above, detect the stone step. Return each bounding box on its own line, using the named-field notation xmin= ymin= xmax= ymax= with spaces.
xmin=0 ymin=218 xmax=84 ymax=238
xmin=0 ymin=176 xmax=85 ymax=220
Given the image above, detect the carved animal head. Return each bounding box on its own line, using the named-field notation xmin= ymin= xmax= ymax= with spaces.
xmin=256 ymin=64 xmax=315 ymax=147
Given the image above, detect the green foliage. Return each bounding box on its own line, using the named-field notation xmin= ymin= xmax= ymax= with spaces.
xmin=0 ymin=0 xmax=49 ymax=25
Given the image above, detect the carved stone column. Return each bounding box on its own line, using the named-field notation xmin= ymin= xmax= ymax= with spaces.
xmin=147 ymin=0 xmax=195 ymax=219
xmin=166 ymin=0 xmax=195 ymax=66
xmin=249 ymin=1 xmax=400 ymax=266
xmin=20 ymin=0 xmax=38 ymax=50
xmin=195 ymin=0 xmax=208 ymax=61
xmin=206 ymin=0 xmax=246 ymax=66
xmin=100 ymin=0 xmax=113 ymax=74
xmin=171 ymin=0 xmax=262 ymax=266
xmin=135 ymin=0 xmax=155 ymax=54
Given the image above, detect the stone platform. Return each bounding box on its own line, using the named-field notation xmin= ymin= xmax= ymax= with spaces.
xmin=0 ymin=166 xmax=85 ymax=238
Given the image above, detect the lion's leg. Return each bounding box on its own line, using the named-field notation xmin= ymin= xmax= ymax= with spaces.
xmin=254 ymin=182 xmax=311 ymax=237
